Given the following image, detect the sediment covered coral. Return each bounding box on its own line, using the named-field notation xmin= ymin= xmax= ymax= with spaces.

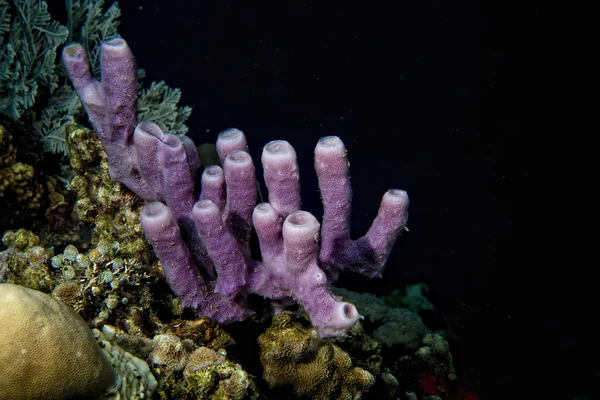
xmin=333 ymin=286 xmax=427 ymax=349
xmin=416 ymin=333 xmax=457 ymax=381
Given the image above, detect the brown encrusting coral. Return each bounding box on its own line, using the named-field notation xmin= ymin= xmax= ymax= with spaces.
xmin=258 ymin=311 xmax=375 ymax=399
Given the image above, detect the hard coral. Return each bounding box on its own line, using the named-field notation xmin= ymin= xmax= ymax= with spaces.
xmin=67 ymin=125 xmax=151 ymax=264
xmin=94 ymin=325 xmax=158 ymax=399
xmin=0 ymin=229 xmax=54 ymax=291
xmin=0 ymin=283 xmax=116 ymax=400
xmin=258 ymin=311 xmax=375 ymax=399
xmin=0 ymin=125 xmax=44 ymax=211
xmin=147 ymin=330 xmax=257 ymax=399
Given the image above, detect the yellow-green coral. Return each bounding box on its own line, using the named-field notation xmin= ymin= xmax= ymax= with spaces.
xmin=67 ymin=124 xmax=151 ymax=264
xmin=183 ymin=347 xmax=256 ymax=400
xmin=416 ymin=333 xmax=457 ymax=381
xmin=0 ymin=125 xmax=44 ymax=210
xmin=0 ymin=125 xmax=17 ymax=167
xmin=0 ymin=228 xmax=164 ymax=332
xmin=149 ymin=331 xmax=257 ymax=400
xmin=0 ymin=229 xmax=54 ymax=291
xmin=258 ymin=311 xmax=375 ymax=400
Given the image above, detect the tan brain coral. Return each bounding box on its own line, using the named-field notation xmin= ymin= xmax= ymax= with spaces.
xmin=0 ymin=283 xmax=117 ymax=400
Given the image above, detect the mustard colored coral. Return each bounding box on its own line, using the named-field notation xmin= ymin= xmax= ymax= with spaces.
xmin=0 ymin=283 xmax=116 ymax=399
xmin=67 ymin=125 xmax=152 ymax=264
xmin=0 ymin=125 xmax=43 ymax=210
xmin=258 ymin=311 xmax=375 ymax=399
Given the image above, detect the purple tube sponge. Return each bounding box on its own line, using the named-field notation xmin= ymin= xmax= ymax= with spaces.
xmin=63 ymin=37 xmax=409 ymax=337
xmin=315 ymin=136 xmax=409 ymax=280
xmin=140 ymin=201 xmax=252 ymax=323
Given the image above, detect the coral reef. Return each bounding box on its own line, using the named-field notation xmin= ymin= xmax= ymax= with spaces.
xmin=0 ymin=15 xmax=476 ymax=399
xmin=0 ymin=118 xmax=77 ymax=239
xmin=155 ymin=343 xmax=258 ymax=400
xmin=63 ymin=37 xmax=410 ymax=338
xmin=332 ymin=321 xmax=383 ymax=376
xmin=67 ymin=125 xmax=152 ymax=264
xmin=0 ymin=228 xmax=166 ymax=332
xmin=99 ymin=321 xmax=257 ymax=400
xmin=258 ymin=311 xmax=375 ymax=399
xmin=0 ymin=0 xmax=191 ymax=155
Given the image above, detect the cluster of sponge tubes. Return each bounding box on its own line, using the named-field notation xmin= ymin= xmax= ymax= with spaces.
xmin=62 ymin=37 xmax=409 ymax=338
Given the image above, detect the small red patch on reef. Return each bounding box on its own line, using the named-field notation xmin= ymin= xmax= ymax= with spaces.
xmin=419 ymin=371 xmax=450 ymax=399
xmin=417 ymin=371 xmax=483 ymax=400
xmin=456 ymin=385 xmax=482 ymax=400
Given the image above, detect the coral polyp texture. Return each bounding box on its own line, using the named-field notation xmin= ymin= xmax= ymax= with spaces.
xmin=258 ymin=311 xmax=375 ymax=399
xmin=63 ymin=37 xmax=409 ymax=337
xmin=0 ymin=283 xmax=116 ymax=400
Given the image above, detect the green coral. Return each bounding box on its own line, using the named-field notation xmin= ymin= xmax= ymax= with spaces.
xmin=258 ymin=311 xmax=375 ymax=400
xmin=384 ymin=283 xmax=435 ymax=313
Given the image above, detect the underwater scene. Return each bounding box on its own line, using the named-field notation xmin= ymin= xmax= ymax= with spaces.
xmin=0 ymin=1 xmax=581 ymax=399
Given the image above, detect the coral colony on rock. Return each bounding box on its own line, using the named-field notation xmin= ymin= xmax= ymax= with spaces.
xmin=62 ymin=37 xmax=410 ymax=338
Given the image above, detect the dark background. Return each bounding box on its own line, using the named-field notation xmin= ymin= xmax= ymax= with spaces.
xmin=48 ymin=1 xmax=586 ymax=398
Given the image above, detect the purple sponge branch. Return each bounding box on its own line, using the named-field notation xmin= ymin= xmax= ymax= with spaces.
xmin=133 ymin=122 xmax=198 ymax=223
xmin=62 ymin=38 xmax=156 ymax=200
xmin=248 ymin=205 xmax=361 ymax=337
xmin=140 ymin=202 xmax=252 ymax=323
xmin=261 ymin=140 xmax=301 ymax=218
xmin=63 ymin=37 xmax=410 ymax=337
xmin=315 ymin=136 xmax=410 ymax=280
